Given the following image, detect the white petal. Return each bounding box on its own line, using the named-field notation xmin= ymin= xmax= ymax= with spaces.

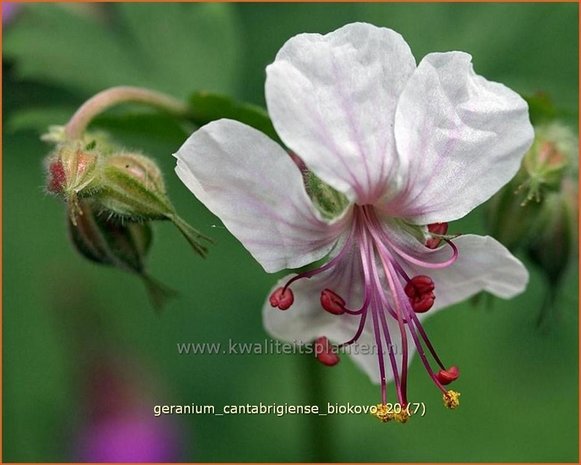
xmin=405 ymin=234 xmax=529 ymax=313
xmin=390 ymin=52 xmax=534 ymax=224
xmin=266 ymin=22 xmax=416 ymax=204
xmin=174 ymin=119 xmax=347 ymax=273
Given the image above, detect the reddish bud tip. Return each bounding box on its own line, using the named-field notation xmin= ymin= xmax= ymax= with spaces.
xmin=405 ymin=275 xmax=436 ymax=313
xmin=436 ymin=366 xmax=460 ymax=385
xmin=314 ymin=336 xmax=340 ymax=366
xmin=426 ymin=222 xmax=448 ymax=249
xmin=48 ymin=160 xmax=66 ymax=193
xmin=269 ymin=287 xmax=294 ymax=310
xmin=320 ymin=288 xmax=346 ymax=315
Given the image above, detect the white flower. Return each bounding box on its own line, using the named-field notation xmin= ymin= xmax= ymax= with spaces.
xmin=175 ymin=23 xmax=533 ymax=419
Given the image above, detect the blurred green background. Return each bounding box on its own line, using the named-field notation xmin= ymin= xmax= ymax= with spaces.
xmin=3 ymin=2 xmax=579 ymax=462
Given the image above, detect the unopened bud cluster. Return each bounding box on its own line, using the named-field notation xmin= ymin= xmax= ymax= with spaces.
xmin=45 ymin=130 xmax=209 ymax=310
xmin=486 ymin=119 xmax=577 ymax=323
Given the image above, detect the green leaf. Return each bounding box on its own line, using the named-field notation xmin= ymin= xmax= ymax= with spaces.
xmin=4 ymin=4 xmax=241 ymax=99
xmin=189 ymin=91 xmax=279 ymax=142
xmin=92 ymin=110 xmax=194 ymax=144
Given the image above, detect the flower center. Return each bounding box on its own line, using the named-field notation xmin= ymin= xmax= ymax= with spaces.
xmin=268 ymin=205 xmax=461 ymax=418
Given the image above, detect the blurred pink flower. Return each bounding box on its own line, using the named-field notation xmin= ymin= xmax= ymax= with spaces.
xmin=2 ymin=2 xmax=21 ymax=25
xmin=75 ymin=357 xmax=184 ymax=462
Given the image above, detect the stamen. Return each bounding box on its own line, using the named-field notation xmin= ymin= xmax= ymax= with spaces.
xmin=393 ymin=409 xmax=410 ymax=423
xmin=313 ymin=205 xmax=460 ymax=414
xmin=387 ymin=236 xmax=459 ymax=269
xmin=372 ymin=403 xmax=393 ymax=423
xmin=404 ymin=275 xmax=435 ymax=313
xmin=367 ymin=225 xmax=408 ymax=406
xmin=320 ymin=288 xmax=368 ymax=315
xmin=369 ymin=303 xmax=389 ymax=404
xmin=314 ymin=336 xmax=340 ymax=366
xmin=338 ymin=308 xmax=368 ymax=347
xmin=320 ymin=289 xmax=346 ymax=315
xmin=407 ymin=312 xmax=446 ymax=370
xmin=269 ymin=287 xmax=294 ymax=310
xmin=436 ymin=366 xmax=460 ymax=385
xmin=426 ymin=222 xmax=448 ymax=249
xmin=392 ymin=270 xmax=448 ymax=394
xmin=443 ymin=390 xmax=461 ymax=409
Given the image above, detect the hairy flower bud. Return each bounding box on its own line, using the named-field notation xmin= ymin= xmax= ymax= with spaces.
xmin=42 ymin=86 xmax=213 ymax=310
xmin=485 ymin=120 xmax=577 ymax=325
xmin=45 ymin=141 xmax=102 ymax=200
xmin=69 ymin=199 xmax=176 ymax=310
xmin=519 ymin=123 xmax=577 ymax=204
xmin=97 ymin=152 xmax=211 ymax=257
xmin=486 ymin=122 xmax=577 ymax=251
xmin=527 ymin=179 xmax=577 ymax=326
xmin=527 ymin=179 xmax=577 ymax=285
xmin=45 ymin=141 xmax=209 ymax=307
xmin=99 ymin=152 xmax=171 ymax=219
xmin=486 ymin=181 xmax=543 ymax=251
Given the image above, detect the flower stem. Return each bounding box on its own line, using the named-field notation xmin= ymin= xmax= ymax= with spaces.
xmin=64 ymin=86 xmax=190 ymax=140
xmin=300 ymin=356 xmax=334 ymax=462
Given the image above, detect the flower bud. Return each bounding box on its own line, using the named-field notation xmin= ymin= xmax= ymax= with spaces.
xmin=97 ymin=152 xmax=211 ymax=257
xmin=526 ymin=178 xmax=577 ymax=325
xmin=486 ymin=122 xmax=577 ymax=251
xmin=485 ymin=179 xmax=543 ymax=251
xmin=44 ymin=141 xmax=102 ymax=200
xmin=519 ymin=122 xmax=577 ymax=204
xmin=527 ymin=178 xmax=577 ymax=285
xmin=69 ymin=199 xmax=176 ymax=311
xmin=99 ymin=152 xmax=170 ymax=219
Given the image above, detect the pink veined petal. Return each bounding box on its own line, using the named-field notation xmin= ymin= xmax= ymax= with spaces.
xmin=266 ymin=22 xmax=416 ymax=205
xmin=174 ymin=119 xmax=348 ymax=273
xmin=388 ymin=51 xmax=534 ymax=224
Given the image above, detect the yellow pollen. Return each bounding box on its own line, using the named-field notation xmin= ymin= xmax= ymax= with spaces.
xmin=372 ymin=403 xmax=393 ymax=423
xmin=393 ymin=409 xmax=410 ymax=423
xmin=443 ymin=390 xmax=461 ymax=409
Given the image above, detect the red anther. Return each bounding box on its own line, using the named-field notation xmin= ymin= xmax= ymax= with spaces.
xmin=405 ymin=276 xmax=435 ymax=296
xmin=436 ymin=366 xmax=459 ymax=385
xmin=314 ymin=336 xmax=340 ymax=366
xmin=404 ymin=275 xmax=435 ymax=313
xmin=48 ymin=160 xmax=66 ymax=193
xmin=426 ymin=222 xmax=448 ymax=249
xmin=320 ymin=289 xmax=346 ymax=315
xmin=269 ymin=287 xmax=294 ymax=310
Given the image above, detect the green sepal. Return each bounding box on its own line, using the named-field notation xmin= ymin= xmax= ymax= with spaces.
xmin=305 ymin=171 xmax=350 ymax=220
